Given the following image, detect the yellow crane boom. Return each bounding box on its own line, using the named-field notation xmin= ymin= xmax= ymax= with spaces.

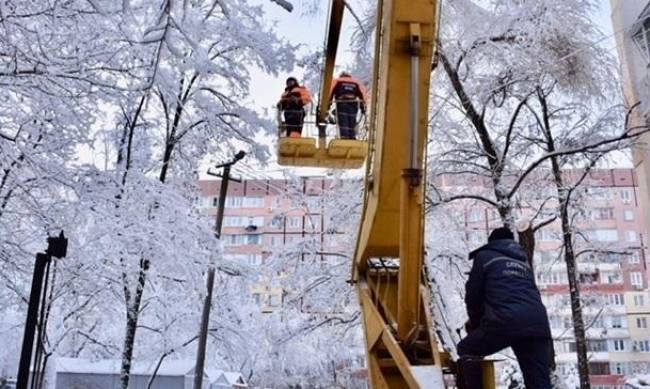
xmin=352 ymin=1 xmax=443 ymax=386
xmin=307 ymin=0 xmax=498 ymax=387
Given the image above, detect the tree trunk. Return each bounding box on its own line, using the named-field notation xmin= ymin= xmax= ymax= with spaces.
xmin=116 ymin=96 xmax=146 ymax=389
xmin=517 ymin=226 xmax=536 ymax=271
xmin=553 ymin=180 xmax=590 ymax=388
xmin=540 ymin=90 xmax=590 ymax=388
xmin=120 ymin=258 xmax=149 ymax=389
xmin=117 ymin=72 xmax=195 ymax=388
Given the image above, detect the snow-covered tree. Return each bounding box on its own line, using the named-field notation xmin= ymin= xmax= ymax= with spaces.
xmin=428 ymin=0 xmax=648 ymax=387
xmin=0 ymin=0 xmax=298 ymax=387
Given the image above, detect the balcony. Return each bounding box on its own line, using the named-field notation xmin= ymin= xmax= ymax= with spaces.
xmin=640 ymin=73 xmax=650 ymax=120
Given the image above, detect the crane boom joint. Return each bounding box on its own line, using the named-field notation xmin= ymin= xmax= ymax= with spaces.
xmin=409 ymin=23 xmax=422 ymax=56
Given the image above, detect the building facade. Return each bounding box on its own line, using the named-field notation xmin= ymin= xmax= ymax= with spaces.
xmin=198 ymin=170 xmax=650 ymax=386
xmin=437 ymin=168 xmax=650 ymax=388
xmin=197 ymin=177 xmax=349 ymax=313
xmin=610 ymin=3 xmax=650 ymax=386
xmin=611 ymin=0 xmax=650 ymax=263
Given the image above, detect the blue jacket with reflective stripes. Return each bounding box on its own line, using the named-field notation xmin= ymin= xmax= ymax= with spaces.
xmin=466 ymin=239 xmax=551 ymax=338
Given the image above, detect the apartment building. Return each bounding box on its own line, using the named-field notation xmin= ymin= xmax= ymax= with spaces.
xmin=611 ymin=0 xmax=650 ymax=255
xmin=196 ymin=177 xmax=348 ymax=313
xmin=197 ymin=169 xmax=650 ymax=386
xmin=438 ymin=168 xmax=650 ymax=387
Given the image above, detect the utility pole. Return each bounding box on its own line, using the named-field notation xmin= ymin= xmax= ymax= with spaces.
xmin=17 ymin=232 xmax=68 ymax=389
xmin=193 ymin=151 xmax=246 ymax=389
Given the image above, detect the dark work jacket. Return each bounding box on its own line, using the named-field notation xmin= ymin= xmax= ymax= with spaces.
xmin=466 ymin=239 xmax=551 ymax=338
xmin=330 ymin=77 xmax=366 ymax=103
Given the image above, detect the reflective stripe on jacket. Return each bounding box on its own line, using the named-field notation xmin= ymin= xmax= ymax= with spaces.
xmin=330 ymin=76 xmax=368 ymax=104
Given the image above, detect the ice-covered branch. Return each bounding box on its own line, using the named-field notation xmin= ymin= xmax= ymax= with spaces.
xmin=269 ymin=0 xmax=293 ymax=12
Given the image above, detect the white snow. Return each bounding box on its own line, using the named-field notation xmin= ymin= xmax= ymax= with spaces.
xmin=55 ymin=357 xmax=196 ymax=377
xmin=411 ymin=366 xmax=444 ymax=389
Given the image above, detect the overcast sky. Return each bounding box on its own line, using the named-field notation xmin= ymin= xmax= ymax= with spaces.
xmin=235 ymin=0 xmax=624 ymax=178
xmin=249 ymin=0 xmax=617 ymax=110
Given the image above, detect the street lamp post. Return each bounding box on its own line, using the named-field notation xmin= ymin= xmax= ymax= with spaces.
xmin=17 ymin=232 xmax=68 ymax=389
xmin=193 ymin=151 xmax=246 ymax=389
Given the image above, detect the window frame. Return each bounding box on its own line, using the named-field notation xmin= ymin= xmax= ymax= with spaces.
xmin=632 ymin=14 xmax=650 ymax=62
xmin=631 ymin=272 xmax=644 ymax=289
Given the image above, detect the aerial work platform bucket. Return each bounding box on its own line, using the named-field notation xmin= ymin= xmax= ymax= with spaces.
xmin=278 ymin=137 xmax=368 ymax=169
xmin=276 ymin=104 xmax=368 ymax=169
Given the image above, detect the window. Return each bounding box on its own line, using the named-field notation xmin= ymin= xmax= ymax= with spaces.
xmin=247 ymin=254 xmax=263 ymax=266
xmin=223 ymin=234 xmax=260 ymax=246
xmin=247 ymin=216 xmax=265 ymax=227
xmin=225 ymin=196 xmax=243 ymax=208
xmin=288 ymin=216 xmax=302 ymax=228
xmin=212 ymin=196 xmax=219 ymax=207
xmin=589 ymin=229 xmax=619 ymax=242
xmin=627 ymin=231 xmax=638 ymax=242
xmin=224 ymin=234 xmax=245 ymax=246
xmin=611 ymin=315 xmax=624 ymax=329
xmin=242 ymin=196 xmax=265 ymax=208
xmin=302 ymin=217 xmax=319 ymax=232
xmin=246 ymin=234 xmax=261 ymax=245
xmin=585 ymin=315 xmax=604 ymax=328
xmin=268 ymin=215 xmax=284 ymax=228
xmin=587 ymin=340 xmax=607 ymax=352
xmin=591 ymin=207 xmax=614 ymax=220
xmin=631 ymin=272 xmax=644 ymax=289
xmin=196 ymin=196 xmax=212 ymax=208
xmin=635 ymin=340 xmax=650 ymax=352
xmin=632 ymin=15 xmax=650 ymax=61
xmin=607 ymin=294 xmax=625 ymax=305
xmin=568 ymin=342 xmax=577 ymax=352
xmin=580 ymin=272 xmax=598 ymax=284
xmin=635 ymin=294 xmax=645 ymax=306
xmin=638 ymin=317 xmax=648 ymax=329
xmin=612 ymin=362 xmax=628 ymax=375
xmin=270 ymin=234 xmax=282 ymax=247
xmin=599 ymin=252 xmax=621 ymax=263
xmin=624 ymin=210 xmax=635 ymax=221
xmin=630 ymin=251 xmax=641 ymax=265
xmin=620 ymin=188 xmax=633 ymax=204
xmin=588 ymin=362 xmax=610 ymax=375
xmin=601 ymin=271 xmax=622 ymax=285
xmin=224 ymin=216 xmax=243 ymax=227
xmin=587 ymin=188 xmax=612 ymax=200
xmin=224 ymin=216 xmax=264 ymax=228
xmin=612 ymin=339 xmax=626 ymax=352
xmin=541 ymin=272 xmax=562 ymax=285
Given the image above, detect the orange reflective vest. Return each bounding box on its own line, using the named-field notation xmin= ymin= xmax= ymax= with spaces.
xmin=278 ymin=85 xmax=312 ymax=110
